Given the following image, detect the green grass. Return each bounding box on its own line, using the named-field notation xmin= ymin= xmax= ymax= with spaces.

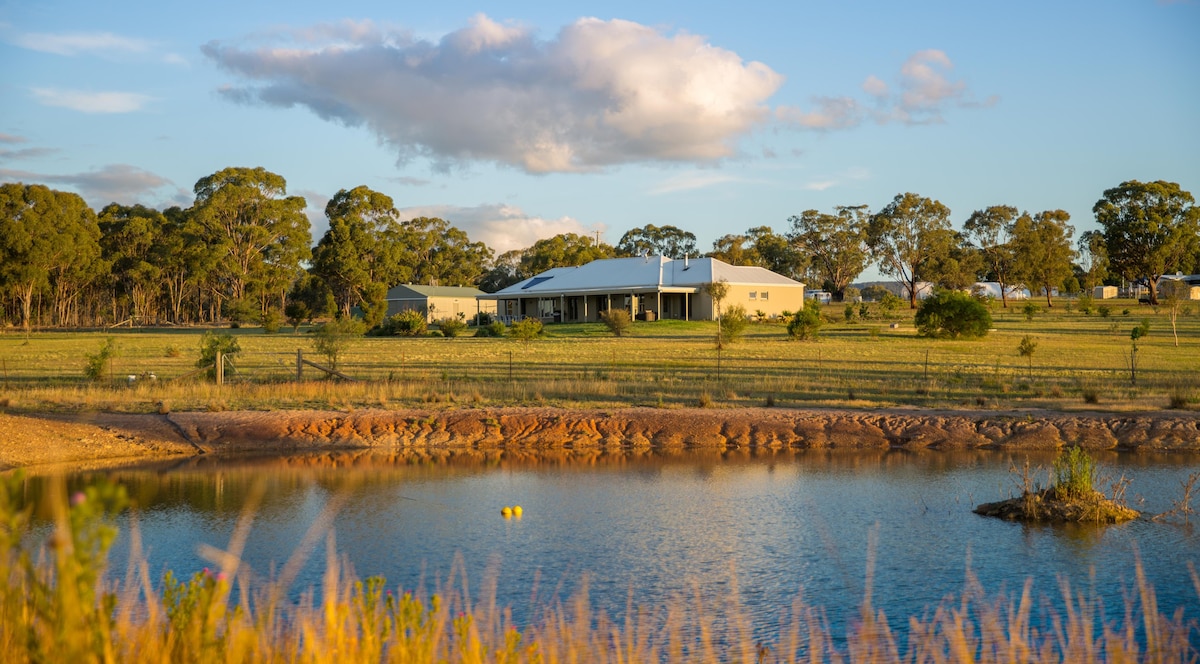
xmin=0 ymin=299 xmax=1197 ymax=413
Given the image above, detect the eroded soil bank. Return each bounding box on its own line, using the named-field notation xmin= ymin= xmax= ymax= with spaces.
xmin=2 ymin=406 xmax=1199 ymax=470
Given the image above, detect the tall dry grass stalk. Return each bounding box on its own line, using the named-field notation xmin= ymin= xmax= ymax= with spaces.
xmin=2 ymin=475 xmax=1198 ymax=663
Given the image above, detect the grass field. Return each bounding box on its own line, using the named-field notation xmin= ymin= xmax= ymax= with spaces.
xmin=0 ymin=299 xmax=1197 ymax=414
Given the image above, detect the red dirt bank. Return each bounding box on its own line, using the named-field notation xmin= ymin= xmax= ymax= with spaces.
xmin=2 ymin=407 xmax=1198 ymax=470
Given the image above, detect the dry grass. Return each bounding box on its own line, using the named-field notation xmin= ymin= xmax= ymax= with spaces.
xmin=0 ymin=299 xmax=1197 ymax=414
xmin=2 ymin=475 xmax=1197 ymax=663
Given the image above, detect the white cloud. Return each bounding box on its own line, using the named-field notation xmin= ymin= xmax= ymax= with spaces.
xmin=775 ymin=96 xmax=863 ymax=130
xmin=778 ymin=49 xmax=992 ymax=130
xmin=32 ymin=88 xmax=154 ymax=113
xmin=12 ymin=31 xmax=151 ymax=56
xmin=648 ymin=171 xmax=745 ymax=195
xmin=801 ymin=166 xmax=870 ymax=191
xmin=395 ymin=203 xmax=604 ymax=254
xmin=203 ymin=14 xmax=783 ymax=173
xmin=0 ymin=164 xmax=186 ymax=207
xmin=0 ymin=133 xmax=28 ymax=144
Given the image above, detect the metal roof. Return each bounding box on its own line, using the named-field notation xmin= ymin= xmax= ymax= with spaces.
xmin=483 ymin=256 xmax=803 ymax=298
xmin=386 ymin=284 xmax=488 ymax=300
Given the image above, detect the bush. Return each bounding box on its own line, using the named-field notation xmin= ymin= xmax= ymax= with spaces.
xmin=198 ymin=332 xmax=240 ymax=380
xmin=787 ymin=301 xmax=822 ymax=341
xmin=914 ymin=291 xmax=992 ymax=339
xmin=258 ymin=308 xmax=282 ymax=334
xmin=843 ymin=286 xmax=861 ymax=302
xmin=83 ymin=338 xmax=118 ymax=382
xmin=878 ymin=292 xmax=902 ymax=317
xmin=843 ymin=303 xmax=856 ymax=323
xmin=314 ymin=317 xmax=365 ymax=371
xmin=599 ymin=309 xmax=633 ymax=337
xmin=436 ymin=316 xmax=467 ymax=338
xmin=510 ymin=317 xmax=544 ymax=345
xmin=1021 ymin=301 xmax=1039 ymax=321
xmin=475 ymin=320 xmax=507 ymax=337
xmin=718 ymin=304 xmax=749 ymax=346
xmin=1052 ymin=447 xmax=1096 ymax=500
xmin=378 ymin=309 xmax=427 ymax=336
xmin=471 ymin=312 xmax=494 ymax=326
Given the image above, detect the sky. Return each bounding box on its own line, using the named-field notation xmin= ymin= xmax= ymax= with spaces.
xmin=1 ymin=0 xmax=1197 ymax=275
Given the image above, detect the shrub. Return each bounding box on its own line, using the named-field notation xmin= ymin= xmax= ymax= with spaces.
xmin=843 ymin=286 xmax=861 ymax=302
xmin=510 ymin=317 xmax=544 ymax=345
xmin=599 ymin=309 xmax=633 ymax=337
xmin=436 ymin=316 xmax=467 ymax=338
xmin=1098 ymin=305 xmax=1111 ymax=318
xmin=471 ymin=312 xmax=494 ymax=326
xmin=258 ymin=308 xmax=282 ymax=334
xmin=718 ymin=304 xmax=749 ymax=345
xmin=878 ymin=292 xmax=902 ymax=317
xmin=787 ymin=300 xmax=822 ymax=341
xmin=475 ymin=321 xmax=507 ymax=337
xmin=198 ymin=332 xmax=240 ymax=380
xmin=1052 ymin=447 xmax=1096 ymax=500
xmin=83 ymin=338 xmax=118 ymax=382
xmin=314 ymin=317 xmax=365 ymax=371
xmin=843 ymin=303 xmax=856 ymax=323
xmin=1021 ymin=301 xmax=1039 ymax=321
xmin=914 ymin=291 xmax=992 ymax=339
xmin=378 ymin=309 xmax=427 ymax=337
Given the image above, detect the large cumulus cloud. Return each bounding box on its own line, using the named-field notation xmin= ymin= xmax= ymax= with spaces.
xmin=202 ymin=15 xmax=784 ymax=173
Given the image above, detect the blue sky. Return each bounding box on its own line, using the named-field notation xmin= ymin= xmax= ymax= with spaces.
xmin=1 ymin=0 xmax=1197 ymax=271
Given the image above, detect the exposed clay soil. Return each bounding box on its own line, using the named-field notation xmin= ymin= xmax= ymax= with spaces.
xmin=2 ymin=406 xmax=1199 ymax=471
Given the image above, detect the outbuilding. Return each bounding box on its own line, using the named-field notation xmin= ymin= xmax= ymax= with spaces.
xmin=385 ymin=284 xmax=496 ymax=322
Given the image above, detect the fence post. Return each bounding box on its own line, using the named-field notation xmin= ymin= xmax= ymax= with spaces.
xmin=296 ymin=348 xmax=303 ymax=382
xmin=216 ymin=350 xmax=224 ymax=386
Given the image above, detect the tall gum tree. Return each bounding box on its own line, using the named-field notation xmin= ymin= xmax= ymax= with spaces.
xmin=789 ymin=206 xmax=869 ymax=301
xmin=1011 ymin=210 xmax=1075 ymax=308
xmin=189 ymin=167 xmax=311 ymax=315
xmin=617 ymin=224 xmax=697 ymax=258
xmin=867 ymin=193 xmax=955 ymax=309
xmin=963 ymin=205 xmax=1018 ymax=307
xmin=1093 ymin=180 xmax=1200 ymax=305
xmin=0 ymin=183 xmax=101 ymax=330
xmin=312 ymin=186 xmax=399 ymax=318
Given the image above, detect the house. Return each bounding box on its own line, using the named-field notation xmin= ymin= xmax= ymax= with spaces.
xmin=479 ymin=255 xmax=805 ymax=323
xmin=385 ymin=284 xmax=496 ymax=322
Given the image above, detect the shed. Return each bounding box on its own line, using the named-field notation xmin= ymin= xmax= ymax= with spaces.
xmin=385 ymin=285 xmax=496 ymax=322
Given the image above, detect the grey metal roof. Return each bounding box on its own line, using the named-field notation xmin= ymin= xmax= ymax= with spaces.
xmin=484 ymin=256 xmax=803 ymax=298
xmin=386 ymin=284 xmax=488 ymax=300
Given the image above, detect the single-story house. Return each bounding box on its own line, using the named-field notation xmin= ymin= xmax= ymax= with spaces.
xmin=385 ymin=284 xmax=496 ymax=322
xmin=479 ymin=255 xmax=805 ymax=323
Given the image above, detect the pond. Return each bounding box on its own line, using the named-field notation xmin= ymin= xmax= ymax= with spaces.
xmin=33 ymin=447 xmax=1200 ymax=642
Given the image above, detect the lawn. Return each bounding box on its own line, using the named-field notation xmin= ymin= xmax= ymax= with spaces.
xmin=0 ymin=299 xmax=1196 ymax=413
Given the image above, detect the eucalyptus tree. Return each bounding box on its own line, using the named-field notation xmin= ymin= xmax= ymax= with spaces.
xmin=1076 ymin=230 xmax=1109 ymax=292
xmin=1093 ymin=180 xmax=1200 ymax=305
xmin=391 ymin=217 xmax=494 ymax=287
xmin=516 ymin=233 xmax=614 ymax=277
xmin=788 ymin=205 xmax=869 ymax=300
xmin=1011 ymin=210 xmax=1075 ymax=308
xmin=312 ymin=186 xmax=400 ymax=318
xmin=617 ymin=224 xmax=698 ymax=258
xmin=707 ymin=233 xmax=762 ymax=267
xmin=867 ymin=193 xmax=955 ymax=309
xmin=0 ymin=183 xmax=102 ymax=329
xmin=98 ymin=203 xmax=166 ymax=322
xmin=188 ymin=167 xmax=311 ymax=320
xmin=963 ymin=205 xmax=1019 ymax=307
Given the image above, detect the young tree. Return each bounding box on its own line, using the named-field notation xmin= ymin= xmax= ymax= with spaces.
xmin=867 ymin=193 xmax=956 ymax=309
xmin=963 ymin=205 xmax=1019 ymax=308
xmin=1011 ymin=210 xmax=1075 ymax=308
xmin=788 ymin=205 xmax=869 ymax=301
xmin=313 ymin=317 xmax=365 ymax=371
xmin=617 ymin=224 xmax=697 ymax=258
xmin=1094 ymin=180 xmax=1200 ymax=305
xmin=702 ymin=279 xmax=730 ymax=348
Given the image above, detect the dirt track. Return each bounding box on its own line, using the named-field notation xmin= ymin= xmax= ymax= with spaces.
xmin=3 ymin=406 xmax=1199 ymax=471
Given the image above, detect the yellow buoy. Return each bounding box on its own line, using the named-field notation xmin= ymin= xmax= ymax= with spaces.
xmin=513 ymin=505 xmax=523 ymax=517
xmin=501 ymin=506 xmax=513 ymax=517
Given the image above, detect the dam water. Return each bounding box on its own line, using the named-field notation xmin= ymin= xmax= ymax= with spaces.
xmin=38 ymin=448 xmax=1200 ymax=642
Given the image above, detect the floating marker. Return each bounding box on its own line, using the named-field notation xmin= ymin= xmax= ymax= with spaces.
xmin=513 ymin=505 xmax=523 ymax=517
xmin=501 ymin=506 xmax=513 ymax=517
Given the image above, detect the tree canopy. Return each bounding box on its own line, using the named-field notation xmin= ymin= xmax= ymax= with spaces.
xmin=1011 ymin=210 xmax=1075 ymax=308
xmin=963 ymin=205 xmax=1018 ymax=307
xmin=617 ymin=224 xmax=697 ymax=258
xmin=1093 ymin=180 xmax=1199 ymax=305
xmin=867 ymin=193 xmax=956 ymax=308
xmin=789 ymin=206 xmax=869 ymax=300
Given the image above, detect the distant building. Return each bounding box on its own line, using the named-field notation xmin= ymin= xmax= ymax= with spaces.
xmin=385 ymin=285 xmax=495 ymax=322
xmin=972 ymin=282 xmax=1030 ymax=301
xmin=1093 ymin=285 xmax=1117 ymax=299
xmin=479 ymin=255 xmax=805 ymax=323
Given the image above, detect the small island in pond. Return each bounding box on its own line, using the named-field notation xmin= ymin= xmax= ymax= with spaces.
xmin=974 ymin=447 xmax=1140 ymax=524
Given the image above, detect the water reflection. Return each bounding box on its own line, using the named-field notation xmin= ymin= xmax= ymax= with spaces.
xmin=18 ymin=448 xmax=1200 ymax=638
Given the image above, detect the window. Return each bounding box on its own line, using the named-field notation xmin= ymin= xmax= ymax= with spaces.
xmin=761 ymin=291 xmax=769 ymax=301
xmin=749 ymin=291 xmax=757 ymax=300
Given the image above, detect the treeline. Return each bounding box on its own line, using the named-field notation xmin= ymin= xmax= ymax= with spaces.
xmin=1 ymin=168 xmax=1197 ymax=330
